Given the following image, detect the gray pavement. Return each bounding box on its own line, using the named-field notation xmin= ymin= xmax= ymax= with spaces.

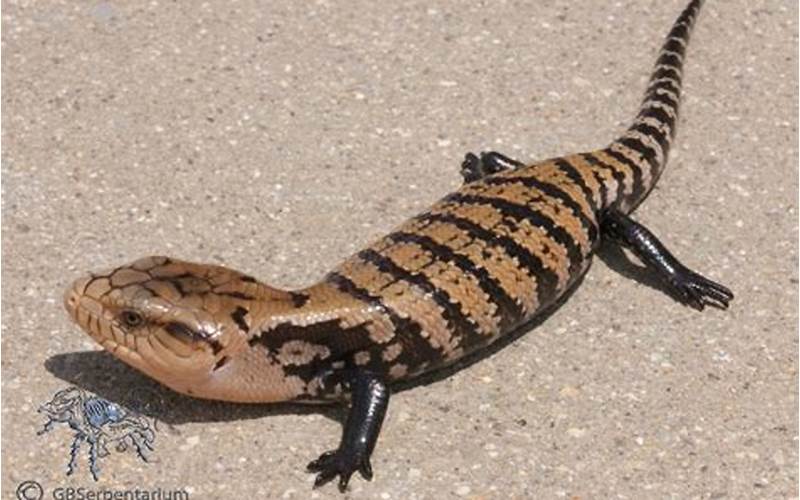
xmin=2 ymin=0 xmax=797 ymax=498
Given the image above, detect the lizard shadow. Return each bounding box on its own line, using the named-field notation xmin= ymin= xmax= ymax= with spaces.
xmin=44 ymin=351 xmax=345 ymax=428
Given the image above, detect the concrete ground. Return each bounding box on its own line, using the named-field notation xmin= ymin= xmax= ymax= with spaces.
xmin=2 ymin=0 xmax=797 ymax=498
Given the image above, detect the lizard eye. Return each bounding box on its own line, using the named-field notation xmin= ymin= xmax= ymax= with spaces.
xmin=120 ymin=309 xmax=144 ymax=328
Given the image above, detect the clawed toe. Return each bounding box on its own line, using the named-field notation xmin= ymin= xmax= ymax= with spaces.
xmin=308 ymin=449 xmax=372 ymax=492
xmin=672 ymin=269 xmax=734 ymax=311
xmin=460 ymin=153 xmax=483 ymax=183
xmin=460 ymin=151 xmax=524 ymax=183
xmin=306 ymin=450 xmax=336 ymax=473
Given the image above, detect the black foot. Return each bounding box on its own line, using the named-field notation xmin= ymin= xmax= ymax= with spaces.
xmin=461 ymin=151 xmax=525 ymax=182
xmin=307 ymin=448 xmax=373 ymax=492
xmin=602 ymin=208 xmax=734 ymax=311
xmin=666 ymin=265 xmax=733 ymax=311
xmin=305 ymin=368 xmax=389 ymax=492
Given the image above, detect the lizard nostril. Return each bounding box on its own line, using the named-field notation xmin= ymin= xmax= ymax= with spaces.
xmin=64 ymin=289 xmax=78 ymax=312
xmin=64 ymin=277 xmax=91 ymax=314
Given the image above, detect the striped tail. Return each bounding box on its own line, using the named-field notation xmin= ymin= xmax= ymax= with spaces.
xmin=603 ymin=0 xmax=705 ymax=212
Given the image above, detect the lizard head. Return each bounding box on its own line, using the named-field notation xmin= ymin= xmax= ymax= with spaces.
xmin=64 ymin=256 xmax=304 ymax=402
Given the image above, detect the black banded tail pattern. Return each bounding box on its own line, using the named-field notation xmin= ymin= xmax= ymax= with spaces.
xmin=602 ymin=0 xmax=705 ymax=212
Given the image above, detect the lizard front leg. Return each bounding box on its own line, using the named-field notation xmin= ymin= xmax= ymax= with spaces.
xmin=307 ymin=368 xmax=390 ymax=492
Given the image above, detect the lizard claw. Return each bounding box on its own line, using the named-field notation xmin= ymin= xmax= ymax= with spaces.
xmin=308 ymin=448 xmax=372 ymax=492
xmin=670 ymin=267 xmax=734 ymax=311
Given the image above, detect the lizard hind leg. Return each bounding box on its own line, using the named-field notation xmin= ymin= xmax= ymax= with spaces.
xmin=460 ymin=151 xmax=526 ymax=183
xmin=601 ymin=208 xmax=734 ymax=310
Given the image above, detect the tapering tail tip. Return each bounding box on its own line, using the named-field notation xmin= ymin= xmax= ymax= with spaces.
xmin=606 ymin=0 xmax=706 ymax=211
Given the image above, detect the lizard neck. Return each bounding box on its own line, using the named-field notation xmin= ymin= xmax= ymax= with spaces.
xmin=199 ymin=280 xmax=378 ymax=403
xmin=246 ymin=281 xmax=368 ymax=340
